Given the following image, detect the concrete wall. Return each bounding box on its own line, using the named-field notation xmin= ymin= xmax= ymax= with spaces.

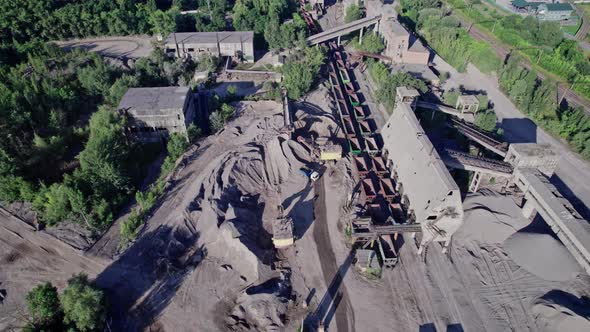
xmin=381 ymin=101 xmax=463 ymax=244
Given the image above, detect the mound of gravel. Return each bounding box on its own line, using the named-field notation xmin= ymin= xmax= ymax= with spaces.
xmin=503 ymin=232 xmax=581 ymax=282
xmin=455 ymin=189 xmax=530 ymax=243
xmin=532 ymin=290 xmax=590 ymax=332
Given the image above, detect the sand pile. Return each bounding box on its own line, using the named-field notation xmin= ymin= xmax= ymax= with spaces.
xmin=532 ymin=290 xmax=590 ymax=331
xmin=503 ymin=232 xmax=581 ymax=282
xmin=456 ymin=189 xmax=530 ymax=243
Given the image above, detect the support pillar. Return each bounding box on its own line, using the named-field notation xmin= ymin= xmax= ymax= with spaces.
xmin=359 ymin=27 xmax=364 ymax=45
xmin=337 ymin=35 xmax=341 ymax=46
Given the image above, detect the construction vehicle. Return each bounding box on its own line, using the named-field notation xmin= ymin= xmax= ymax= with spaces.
xmin=297 ymin=136 xmax=342 ymax=162
xmin=299 ymin=167 xmax=320 ymax=182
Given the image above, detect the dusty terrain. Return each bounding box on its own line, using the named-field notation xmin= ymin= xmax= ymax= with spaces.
xmin=54 ymin=36 xmax=153 ymax=62
xmin=1 ymin=89 xmax=590 ymax=331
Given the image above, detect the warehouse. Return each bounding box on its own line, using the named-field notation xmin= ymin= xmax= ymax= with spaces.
xmin=118 ymin=87 xmax=196 ymax=143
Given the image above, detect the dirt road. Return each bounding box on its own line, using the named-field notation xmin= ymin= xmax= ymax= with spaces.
xmin=312 ymin=176 xmax=354 ymax=332
xmin=54 ymin=36 xmax=153 ymax=59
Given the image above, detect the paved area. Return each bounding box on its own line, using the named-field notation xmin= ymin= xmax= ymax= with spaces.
xmin=54 ymin=36 xmax=154 ymax=59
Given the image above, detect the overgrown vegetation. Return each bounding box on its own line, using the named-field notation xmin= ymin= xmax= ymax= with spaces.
xmin=351 ymin=32 xmax=386 ymax=54
xmin=345 ymin=4 xmax=363 ymax=23
xmin=282 ymin=46 xmax=326 ymax=99
xmin=0 ymin=42 xmax=206 ymax=231
xmin=399 ymin=0 xmax=590 ymax=159
xmin=24 ymin=275 xmax=107 ymax=332
xmin=366 ymin=59 xmax=428 ymax=112
xmin=120 ymin=131 xmax=196 ymax=245
xmin=233 ymin=0 xmax=308 ymax=50
xmin=443 ymin=0 xmax=590 ymax=99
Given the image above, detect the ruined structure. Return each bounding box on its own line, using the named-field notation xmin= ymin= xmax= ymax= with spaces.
xmin=165 ymin=31 xmax=255 ymax=62
xmin=118 ymin=87 xmax=196 ymax=142
xmin=365 ymin=2 xmax=430 ymax=65
xmin=380 ymin=97 xmax=464 ymax=250
xmin=504 ymin=143 xmax=559 ymax=177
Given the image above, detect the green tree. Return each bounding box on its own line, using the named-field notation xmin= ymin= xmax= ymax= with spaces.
xmin=107 ymin=74 xmax=139 ymax=106
xmin=354 ymin=32 xmax=385 ymax=53
xmin=149 ymin=9 xmax=177 ymax=37
xmin=475 ymin=110 xmax=497 ymax=132
xmin=26 ymin=282 xmax=62 ymax=329
xmin=345 ymin=5 xmax=362 ymax=23
xmin=282 ymin=46 xmax=325 ymax=99
xmin=60 ymin=274 xmax=107 ymax=332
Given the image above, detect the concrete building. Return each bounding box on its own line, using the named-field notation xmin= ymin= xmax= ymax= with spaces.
xmin=366 ymin=0 xmax=430 ymax=65
xmin=380 ymin=96 xmax=463 ymax=250
xmin=165 ymin=31 xmax=255 ymax=62
xmin=504 ymin=143 xmax=559 ymax=177
xmin=118 ymin=87 xmax=196 ymax=143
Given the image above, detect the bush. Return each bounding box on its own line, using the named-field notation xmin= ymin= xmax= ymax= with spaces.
xmin=120 ymin=210 xmax=144 ymax=245
xmin=352 ymin=32 xmax=385 ymax=54
xmin=60 ymin=274 xmax=107 ymax=332
xmin=345 ymin=5 xmax=363 ymax=23
xmin=26 ymin=283 xmax=62 ymax=329
xmin=475 ymin=110 xmax=497 ymax=132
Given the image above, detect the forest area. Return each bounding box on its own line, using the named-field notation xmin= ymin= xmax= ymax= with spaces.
xmin=0 ymin=0 xmax=317 ymax=237
xmin=399 ymin=0 xmax=590 ymax=159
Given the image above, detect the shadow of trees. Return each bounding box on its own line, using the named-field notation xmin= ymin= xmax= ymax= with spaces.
xmin=94 ymin=225 xmax=204 ymax=330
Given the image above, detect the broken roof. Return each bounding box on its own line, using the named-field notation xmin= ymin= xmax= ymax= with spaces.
xmin=165 ymin=31 xmax=254 ymax=46
xmin=118 ymin=87 xmax=190 ymax=115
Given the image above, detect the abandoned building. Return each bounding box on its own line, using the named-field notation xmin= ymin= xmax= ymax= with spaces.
xmin=365 ymin=2 xmax=430 ymax=65
xmin=380 ymin=93 xmax=464 ymax=250
xmin=165 ymin=31 xmax=255 ymax=62
xmin=118 ymin=87 xmax=196 ymax=143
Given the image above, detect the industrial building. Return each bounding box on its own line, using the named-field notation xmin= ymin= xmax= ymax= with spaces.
xmin=366 ymin=1 xmax=430 ymax=65
xmin=380 ymin=94 xmax=464 ymax=250
xmin=118 ymin=87 xmax=196 ymax=143
xmin=164 ymin=31 xmax=255 ymax=62
xmin=511 ymin=0 xmax=574 ymax=21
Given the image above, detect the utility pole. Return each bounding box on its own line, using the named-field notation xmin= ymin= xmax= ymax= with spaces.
xmin=173 ymin=32 xmax=180 ymax=58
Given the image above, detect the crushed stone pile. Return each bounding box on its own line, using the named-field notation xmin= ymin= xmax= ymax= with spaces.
xmin=456 ymin=189 xmax=530 ymax=243
xmin=503 ymin=232 xmax=581 ymax=282
xmin=532 ymin=290 xmax=590 ymax=331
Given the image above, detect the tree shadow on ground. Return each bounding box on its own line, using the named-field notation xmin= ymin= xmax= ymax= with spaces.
xmin=94 ymin=225 xmax=203 ymax=330
xmin=500 ymin=118 xmax=538 ymax=144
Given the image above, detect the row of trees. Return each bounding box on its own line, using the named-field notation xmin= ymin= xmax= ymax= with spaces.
xmin=499 ymin=56 xmax=590 ymax=158
xmin=25 ymin=275 xmax=107 ymax=332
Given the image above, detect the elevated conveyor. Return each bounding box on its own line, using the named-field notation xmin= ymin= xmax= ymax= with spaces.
xmin=416 ymin=101 xmax=475 ymax=122
xmin=307 ymin=15 xmax=382 ymax=45
xmin=450 ymin=118 xmax=508 ymax=157
xmin=514 ymin=168 xmax=590 ymax=275
xmin=442 ymin=149 xmax=513 ymax=177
